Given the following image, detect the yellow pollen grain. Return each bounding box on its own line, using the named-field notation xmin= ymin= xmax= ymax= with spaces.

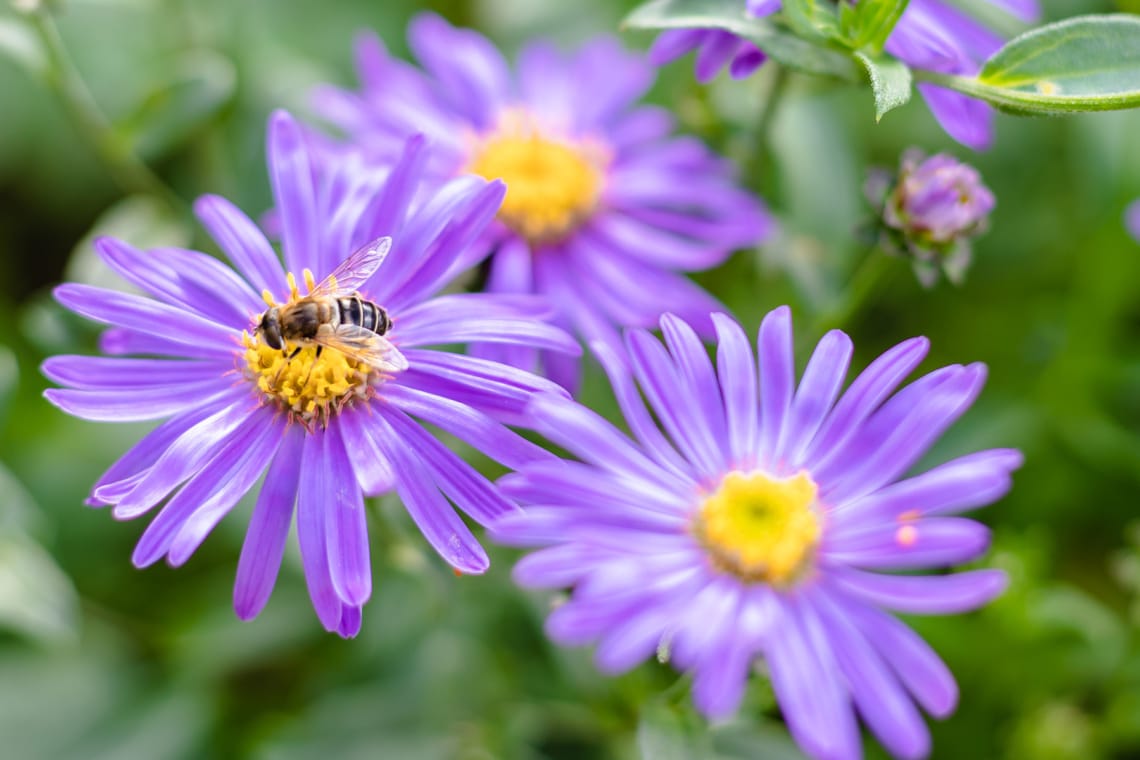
xmin=466 ymin=110 xmax=606 ymax=245
xmin=896 ymin=524 xmax=918 ymax=547
xmin=695 ymin=470 xmax=822 ymax=587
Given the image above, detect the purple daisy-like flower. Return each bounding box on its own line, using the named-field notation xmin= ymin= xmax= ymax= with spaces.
xmin=649 ymin=0 xmax=1040 ymax=150
xmin=312 ymin=13 xmax=772 ymax=390
xmin=42 ymin=110 xmax=578 ymax=638
xmin=494 ymin=307 xmax=1021 ymax=760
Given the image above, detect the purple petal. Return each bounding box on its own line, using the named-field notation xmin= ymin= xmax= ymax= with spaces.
xmin=831 ymin=567 xmax=1008 ymax=614
xmin=710 ymin=313 xmax=760 ymax=470
xmin=835 ymin=448 xmax=1023 ymax=524
xmin=296 ymin=429 xmax=343 ymax=632
xmin=166 ymin=415 xmax=285 ymax=567
xmin=234 ymin=424 xmax=304 ymax=620
xmin=804 ymin=336 xmax=929 ymax=470
xmin=627 ymin=329 xmax=725 ymax=480
xmin=336 ymin=406 xmax=396 ymax=495
xmin=357 ymin=134 xmax=427 ymax=254
xmin=194 ymin=194 xmax=287 ymax=294
xmin=44 ymin=379 xmax=232 ymax=423
xmin=660 ymin=314 xmax=729 ymax=467
xmin=268 ymin=110 xmax=321 ymax=276
xmin=511 ymin=544 xmax=608 ymax=589
xmin=526 ymin=392 xmax=691 ymax=495
xmin=337 ymin=604 xmax=363 ymax=638
xmin=823 ymin=516 xmax=991 ymax=569
xmin=98 ymin=328 xmax=229 ymax=360
xmin=815 ymin=590 xmax=931 ymax=759
xmin=369 ymin=408 xmax=490 ymax=573
xmin=694 ymin=31 xmax=739 ymax=83
xmin=94 ymin=237 xmax=261 ymax=325
xmin=779 ymin=330 xmax=853 ymax=469
xmin=824 ymin=363 xmax=987 ymax=503
xmin=765 ymin=598 xmax=862 ymax=760
xmin=648 ymin=29 xmax=704 ymax=66
xmin=54 ymin=284 xmax=239 ymax=352
xmin=756 ymin=306 xmax=794 ymax=468
xmin=375 ymin=405 xmax=519 ymax=526
xmin=130 ymin=406 xmax=279 ymax=567
xmin=324 ymin=424 xmax=372 ymax=606
xmin=838 ymin=595 xmax=959 ymax=717
xmin=499 ymin=461 xmax=690 ymax=518
xmin=43 ymin=355 xmax=229 ymax=389
xmin=108 ymin=395 xmax=256 ymax=518
xmin=86 ymin=403 xmax=221 ymax=506
xmin=567 ymin=36 xmax=653 ymax=130
xmin=406 ymin=13 xmax=511 ymax=128
xmin=397 ymin=312 xmax=578 ymax=355
xmin=591 ymin=339 xmax=693 ymax=480
xmin=382 ymin=383 xmax=551 ymax=470
xmin=382 ymin=180 xmax=507 ymax=309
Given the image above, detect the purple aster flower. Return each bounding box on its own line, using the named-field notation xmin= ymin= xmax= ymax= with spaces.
xmin=648 ymin=0 xmax=1039 ymax=149
xmin=42 ymin=110 xmax=578 ymax=638
xmin=1126 ymin=199 xmax=1140 ymax=243
xmin=311 ymin=13 xmax=772 ymax=390
xmin=494 ymin=308 xmax=1021 ymax=760
xmin=866 ymin=148 xmax=994 ymax=286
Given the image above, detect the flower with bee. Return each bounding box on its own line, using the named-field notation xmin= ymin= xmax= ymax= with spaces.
xmin=42 ymin=110 xmax=578 ymax=637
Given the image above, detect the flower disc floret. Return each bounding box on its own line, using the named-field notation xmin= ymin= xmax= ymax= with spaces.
xmin=696 ymin=470 xmax=820 ymax=586
xmin=467 ymin=110 xmax=607 ymax=245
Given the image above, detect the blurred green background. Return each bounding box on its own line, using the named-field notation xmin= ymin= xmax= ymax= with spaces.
xmin=0 ymin=0 xmax=1139 ymax=758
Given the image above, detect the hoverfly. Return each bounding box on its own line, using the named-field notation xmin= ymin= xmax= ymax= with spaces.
xmin=255 ymin=236 xmax=408 ymax=374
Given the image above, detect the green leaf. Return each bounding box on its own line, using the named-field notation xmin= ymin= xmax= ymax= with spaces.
xmin=783 ymin=0 xmax=840 ymax=42
xmin=623 ymin=0 xmax=859 ymax=80
xmin=855 ymin=51 xmax=912 ymax=120
xmin=842 ymin=0 xmax=910 ymax=52
xmin=927 ymin=14 xmax=1140 ymax=115
xmin=115 ymin=49 xmax=236 ymax=159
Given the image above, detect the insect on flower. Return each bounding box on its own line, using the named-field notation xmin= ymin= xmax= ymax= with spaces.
xmin=255 ymin=236 xmax=406 ymax=381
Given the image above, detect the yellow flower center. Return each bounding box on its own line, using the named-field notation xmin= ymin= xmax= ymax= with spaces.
xmin=466 ymin=110 xmax=607 ymax=245
xmin=694 ymin=470 xmax=822 ymax=587
xmin=240 ymin=270 xmax=378 ymax=428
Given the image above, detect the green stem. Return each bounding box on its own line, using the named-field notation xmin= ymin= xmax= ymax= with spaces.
xmin=814 ymin=250 xmax=896 ymax=332
xmin=28 ymin=9 xmax=182 ymax=208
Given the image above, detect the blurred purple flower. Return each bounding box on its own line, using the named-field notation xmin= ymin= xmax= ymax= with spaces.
xmin=42 ymin=110 xmax=578 ymax=638
xmin=1126 ymin=199 xmax=1140 ymax=243
xmin=867 ymin=149 xmax=994 ymax=286
xmin=312 ymin=13 xmax=772 ymax=391
xmin=649 ymin=0 xmax=1040 ymax=149
xmin=494 ymin=308 xmax=1020 ymax=760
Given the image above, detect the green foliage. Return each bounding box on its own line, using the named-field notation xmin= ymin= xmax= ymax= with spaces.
xmin=622 ymin=0 xmax=860 ymax=79
xmin=933 ymin=14 xmax=1140 ymax=114
xmin=855 ymin=51 xmax=912 ymax=120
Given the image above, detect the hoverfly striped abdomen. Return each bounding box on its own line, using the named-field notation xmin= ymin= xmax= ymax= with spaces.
xmin=336 ymin=295 xmax=392 ymax=336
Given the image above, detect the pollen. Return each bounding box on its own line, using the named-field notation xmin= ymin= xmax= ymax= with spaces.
xmin=694 ymin=470 xmax=822 ymax=587
xmin=466 ymin=109 xmax=608 ymax=245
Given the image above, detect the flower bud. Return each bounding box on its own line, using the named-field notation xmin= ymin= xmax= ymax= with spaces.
xmin=866 ymin=149 xmax=995 ymax=287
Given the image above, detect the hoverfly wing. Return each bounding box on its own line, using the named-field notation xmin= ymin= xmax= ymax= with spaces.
xmin=313 ymin=323 xmax=408 ymax=374
xmin=309 ymin=236 xmax=393 ymax=297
